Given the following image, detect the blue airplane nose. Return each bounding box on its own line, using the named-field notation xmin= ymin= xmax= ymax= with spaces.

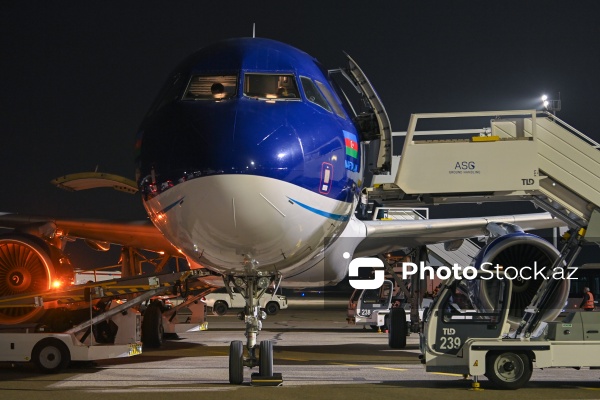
xmin=137 ymin=99 xmax=305 ymax=186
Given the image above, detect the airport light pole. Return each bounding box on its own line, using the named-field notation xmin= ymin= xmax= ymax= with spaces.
xmin=541 ymin=93 xmax=561 ymax=115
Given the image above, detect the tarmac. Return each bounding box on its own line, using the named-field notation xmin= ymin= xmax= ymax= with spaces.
xmin=1 ymin=300 xmax=600 ymax=400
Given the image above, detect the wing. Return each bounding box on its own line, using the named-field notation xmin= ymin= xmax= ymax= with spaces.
xmin=352 ymin=212 xmax=564 ymax=257
xmin=0 ymin=212 xmax=178 ymax=255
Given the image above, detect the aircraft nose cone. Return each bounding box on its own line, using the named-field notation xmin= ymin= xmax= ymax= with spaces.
xmin=174 ymin=174 xmax=306 ymax=272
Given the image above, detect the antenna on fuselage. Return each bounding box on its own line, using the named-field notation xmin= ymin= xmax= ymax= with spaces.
xmin=252 ymin=23 xmax=255 ymax=38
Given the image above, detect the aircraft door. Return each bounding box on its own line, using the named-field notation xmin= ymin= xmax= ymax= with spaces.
xmin=344 ymin=54 xmax=392 ymax=181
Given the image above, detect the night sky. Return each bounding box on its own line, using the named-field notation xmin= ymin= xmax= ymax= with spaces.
xmin=1 ymin=1 xmax=599 ymax=225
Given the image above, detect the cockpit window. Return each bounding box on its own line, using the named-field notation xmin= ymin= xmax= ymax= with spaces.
xmin=300 ymin=76 xmax=331 ymax=112
xmin=184 ymin=75 xmax=237 ymax=101
xmin=243 ymin=74 xmax=299 ymax=100
xmin=314 ymin=80 xmax=346 ymax=119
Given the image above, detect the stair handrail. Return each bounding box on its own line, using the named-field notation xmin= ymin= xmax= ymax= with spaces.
xmin=542 ymin=111 xmax=600 ymax=149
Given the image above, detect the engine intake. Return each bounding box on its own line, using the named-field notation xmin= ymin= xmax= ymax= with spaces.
xmin=473 ymin=232 xmax=567 ymax=326
xmin=0 ymin=234 xmax=74 ymax=324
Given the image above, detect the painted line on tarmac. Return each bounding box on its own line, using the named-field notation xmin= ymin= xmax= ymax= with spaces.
xmin=432 ymin=372 xmax=465 ymax=377
xmin=328 ymin=362 xmax=359 ymax=366
xmin=577 ymin=386 xmax=600 ymax=391
xmin=204 ymin=350 xmax=229 ymax=356
xmin=87 ymin=387 xmax=238 ymax=393
xmin=374 ymin=367 xmax=408 ymax=371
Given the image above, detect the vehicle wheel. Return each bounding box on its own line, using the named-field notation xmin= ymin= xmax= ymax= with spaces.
xmin=142 ymin=301 xmax=164 ymax=348
xmin=388 ymin=307 xmax=407 ymax=348
xmin=485 ymin=351 xmax=532 ymax=390
xmin=229 ymin=340 xmax=244 ymax=384
xmin=213 ymin=301 xmax=229 ymax=316
xmin=265 ymin=302 xmax=280 ymax=315
xmin=32 ymin=338 xmax=70 ymax=373
xmin=259 ymin=340 xmax=273 ymax=377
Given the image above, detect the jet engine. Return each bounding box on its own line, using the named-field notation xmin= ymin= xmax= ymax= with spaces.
xmin=0 ymin=234 xmax=74 ymax=324
xmin=473 ymin=232 xmax=568 ymax=327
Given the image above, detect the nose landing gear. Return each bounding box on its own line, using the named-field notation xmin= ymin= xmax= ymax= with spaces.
xmin=226 ymin=267 xmax=283 ymax=386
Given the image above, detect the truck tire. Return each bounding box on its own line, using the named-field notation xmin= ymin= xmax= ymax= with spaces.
xmin=485 ymin=351 xmax=532 ymax=390
xmin=213 ymin=301 xmax=229 ymax=316
xmin=265 ymin=301 xmax=280 ymax=315
xmin=142 ymin=301 xmax=164 ymax=348
xmin=32 ymin=338 xmax=71 ymax=373
xmin=388 ymin=307 xmax=407 ymax=348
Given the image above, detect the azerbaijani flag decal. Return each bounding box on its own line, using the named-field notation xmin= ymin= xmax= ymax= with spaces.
xmin=344 ymin=130 xmax=358 ymax=158
xmin=343 ymin=130 xmax=359 ymax=172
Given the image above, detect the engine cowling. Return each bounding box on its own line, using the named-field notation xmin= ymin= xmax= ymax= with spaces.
xmin=473 ymin=232 xmax=568 ymax=327
xmin=0 ymin=234 xmax=74 ymax=324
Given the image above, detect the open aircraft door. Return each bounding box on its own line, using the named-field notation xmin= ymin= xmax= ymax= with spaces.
xmin=341 ymin=54 xmax=392 ymax=185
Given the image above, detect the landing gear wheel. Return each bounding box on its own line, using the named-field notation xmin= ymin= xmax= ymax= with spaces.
xmin=213 ymin=301 xmax=229 ymax=316
xmin=229 ymin=340 xmax=244 ymax=384
xmin=388 ymin=307 xmax=407 ymax=348
xmin=259 ymin=340 xmax=273 ymax=377
xmin=142 ymin=301 xmax=164 ymax=348
xmin=32 ymin=338 xmax=70 ymax=373
xmin=485 ymin=351 xmax=532 ymax=390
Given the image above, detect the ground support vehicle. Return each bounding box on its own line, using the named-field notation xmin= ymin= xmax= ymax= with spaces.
xmin=0 ymin=270 xmax=210 ymax=372
xmin=204 ymin=286 xmax=288 ymax=316
xmin=364 ymin=110 xmax=600 ymax=388
xmin=420 ymin=229 xmax=600 ymax=389
xmin=348 ymin=279 xmax=432 ymax=352
xmin=347 ymin=280 xmax=394 ymax=332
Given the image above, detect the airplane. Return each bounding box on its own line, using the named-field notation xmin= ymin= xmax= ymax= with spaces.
xmin=0 ymin=37 xmax=565 ymax=384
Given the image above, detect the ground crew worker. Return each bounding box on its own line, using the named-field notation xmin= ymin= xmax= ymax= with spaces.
xmin=580 ymin=287 xmax=595 ymax=311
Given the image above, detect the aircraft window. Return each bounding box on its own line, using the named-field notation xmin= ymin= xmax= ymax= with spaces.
xmin=243 ymin=74 xmax=300 ymax=100
xmin=300 ymin=77 xmax=331 ymax=112
xmin=314 ymin=80 xmax=346 ymax=119
xmin=184 ymin=75 xmax=237 ymax=101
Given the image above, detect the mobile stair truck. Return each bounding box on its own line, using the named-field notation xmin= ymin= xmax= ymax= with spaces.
xmin=388 ymin=110 xmax=600 ymax=389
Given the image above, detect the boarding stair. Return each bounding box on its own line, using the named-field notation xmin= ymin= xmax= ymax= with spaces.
xmin=392 ymin=110 xmax=600 ymax=244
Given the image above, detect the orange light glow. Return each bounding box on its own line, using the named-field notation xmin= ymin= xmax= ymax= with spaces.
xmin=52 ymin=280 xmax=62 ymax=289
